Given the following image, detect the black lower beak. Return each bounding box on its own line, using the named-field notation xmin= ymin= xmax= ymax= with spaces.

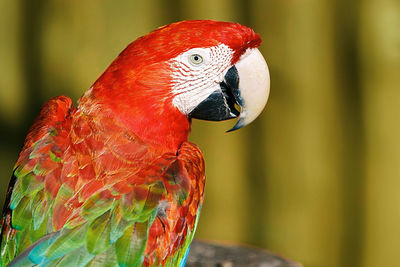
xmin=189 ymin=66 xmax=241 ymax=121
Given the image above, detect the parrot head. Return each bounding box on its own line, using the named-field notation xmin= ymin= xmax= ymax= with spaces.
xmin=87 ymin=20 xmax=269 ymax=150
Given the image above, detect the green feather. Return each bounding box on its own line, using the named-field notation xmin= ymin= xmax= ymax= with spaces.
xmin=1 ymin=238 xmax=16 ymax=267
xmin=29 ymin=215 xmax=48 ymax=244
xmin=54 ymin=184 xmax=74 ymax=208
xmin=15 ymin=228 xmax=32 ymax=255
xmin=45 ymin=223 xmax=88 ymax=260
xmin=22 ymin=173 xmax=44 ymax=199
xmin=49 ymin=150 xmax=61 ymax=163
xmin=31 ymin=190 xmax=50 ymax=231
xmin=11 ymin=196 xmax=32 ymax=231
xmin=81 ymin=192 xmax=115 ymax=221
xmin=48 ymin=247 xmax=93 ymax=267
xmin=86 ymin=210 xmax=112 ymax=255
xmin=110 ymin=203 xmax=134 ymax=243
xmin=9 ymin=179 xmax=25 ymax=210
xmin=13 ymin=164 xmax=31 ymax=178
xmin=87 ymin=244 xmax=118 ymax=267
xmin=116 ymin=223 xmax=147 ymax=267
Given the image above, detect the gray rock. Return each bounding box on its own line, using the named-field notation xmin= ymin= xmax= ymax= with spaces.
xmin=187 ymin=240 xmax=302 ymax=267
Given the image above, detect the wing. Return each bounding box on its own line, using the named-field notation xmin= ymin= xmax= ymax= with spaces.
xmin=1 ymin=96 xmax=205 ymax=267
xmin=0 ymin=96 xmax=74 ymax=266
xmin=143 ymin=142 xmax=205 ymax=266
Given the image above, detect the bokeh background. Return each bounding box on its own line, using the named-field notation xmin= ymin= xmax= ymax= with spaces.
xmin=0 ymin=0 xmax=399 ymax=266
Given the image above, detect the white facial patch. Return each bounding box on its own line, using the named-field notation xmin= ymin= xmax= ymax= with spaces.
xmin=168 ymin=44 xmax=234 ymax=115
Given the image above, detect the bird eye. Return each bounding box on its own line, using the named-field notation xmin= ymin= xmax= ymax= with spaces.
xmin=189 ymin=54 xmax=203 ymax=65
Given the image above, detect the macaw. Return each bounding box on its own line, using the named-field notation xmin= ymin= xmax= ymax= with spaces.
xmin=0 ymin=20 xmax=269 ymax=266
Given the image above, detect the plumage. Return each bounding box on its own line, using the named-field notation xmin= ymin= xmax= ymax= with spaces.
xmin=0 ymin=20 xmax=269 ymax=266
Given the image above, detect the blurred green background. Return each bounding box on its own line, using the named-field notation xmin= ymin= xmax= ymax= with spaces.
xmin=0 ymin=0 xmax=399 ymax=266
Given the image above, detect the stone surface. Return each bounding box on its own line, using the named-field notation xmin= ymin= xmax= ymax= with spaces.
xmin=187 ymin=240 xmax=302 ymax=267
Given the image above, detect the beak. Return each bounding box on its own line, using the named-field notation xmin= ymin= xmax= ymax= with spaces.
xmin=189 ymin=48 xmax=270 ymax=132
xmin=226 ymin=48 xmax=270 ymax=131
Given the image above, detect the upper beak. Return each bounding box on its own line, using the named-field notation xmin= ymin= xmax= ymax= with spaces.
xmin=226 ymin=48 xmax=270 ymax=131
xmin=189 ymin=48 xmax=270 ymax=131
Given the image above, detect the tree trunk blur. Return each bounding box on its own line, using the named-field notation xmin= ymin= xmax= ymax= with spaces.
xmin=360 ymin=1 xmax=400 ymax=267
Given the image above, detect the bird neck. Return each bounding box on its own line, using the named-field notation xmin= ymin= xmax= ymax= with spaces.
xmin=78 ymin=77 xmax=190 ymax=154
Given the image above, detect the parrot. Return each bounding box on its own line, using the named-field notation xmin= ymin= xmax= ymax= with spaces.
xmin=0 ymin=20 xmax=270 ymax=266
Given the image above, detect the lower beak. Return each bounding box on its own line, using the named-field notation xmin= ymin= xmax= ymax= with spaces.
xmin=189 ymin=48 xmax=270 ymax=131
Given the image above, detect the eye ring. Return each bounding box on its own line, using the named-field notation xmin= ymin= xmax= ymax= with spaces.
xmin=189 ymin=54 xmax=204 ymax=65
